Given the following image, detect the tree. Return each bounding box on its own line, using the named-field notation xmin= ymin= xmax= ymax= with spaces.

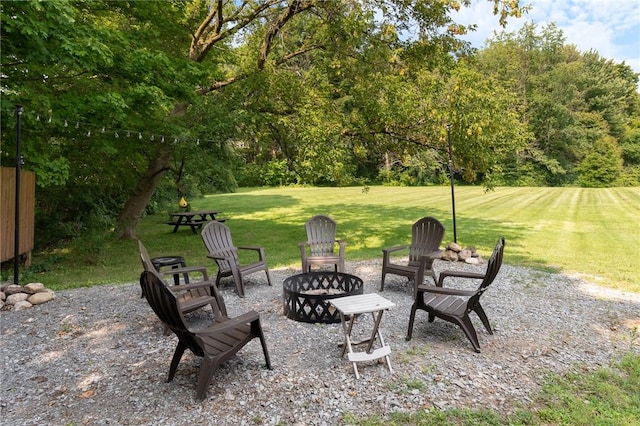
xmin=476 ymin=22 xmax=639 ymax=186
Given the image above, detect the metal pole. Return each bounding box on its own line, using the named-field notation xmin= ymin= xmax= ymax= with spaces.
xmin=13 ymin=105 xmax=24 ymax=285
xmin=447 ymin=124 xmax=457 ymax=244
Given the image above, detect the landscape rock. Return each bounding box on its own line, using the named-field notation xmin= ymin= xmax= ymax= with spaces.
xmin=446 ymin=242 xmax=462 ymax=252
xmin=28 ymin=290 xmax=56 ymax=305
xmin=442 ymin=249 xmax=460 ymax=261
xmin=458 ymin=249 xmax=474 ymax=260
xmin=3 ymin=284 xmax=25 ymax=295
xmin=24 ymin=282 xmax=46 ymax=294
xmin=6 ymin=292 xmax=29 ymax=305
xmin=13 ymin=300 xmax=33 ymax=311
xmin=0 ymin=283 xmax=56 ymax=311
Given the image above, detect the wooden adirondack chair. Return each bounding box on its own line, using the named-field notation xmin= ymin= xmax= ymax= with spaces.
xmin=406 ymin=237 xmax=505 ymax=352
xmin=380 ymin=216 xmax=445 ymax=292
xmin=139 ymin=270 xmax=272 ymax=400
xmin=200 ymin=221 xmax=272 ymax=297
xmin=298 ymin=215 xmax=347 ymax=273
xmin=138 ymin=240 xmax=221 ymax=334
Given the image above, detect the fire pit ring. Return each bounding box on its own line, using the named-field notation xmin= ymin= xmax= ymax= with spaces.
xmin=283 ymin=272 xmax=364 ymax=323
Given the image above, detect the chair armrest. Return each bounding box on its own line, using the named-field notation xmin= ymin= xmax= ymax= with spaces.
xmin=168 ymin=280 xmax=215 ymax=293
xmin=382 ymin=245 xmax=409 ymax=255
xmin=237 ymin=246 xmax=266 ymax=260
xmin=298 ymin=242 xmax=308 ymax=259
xmin=160 ymin=265 xmax=209 ymax=281
xmin=417 ymin=285 xmax=477 ymax=297
xmin=237 ymin=245 xmax=263 ymax=251
xmin=437 ymin=270 xmax=485 ymax=287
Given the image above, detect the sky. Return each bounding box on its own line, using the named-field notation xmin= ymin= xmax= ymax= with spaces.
xmin=452 ymin=0 xmax=640 ymax=75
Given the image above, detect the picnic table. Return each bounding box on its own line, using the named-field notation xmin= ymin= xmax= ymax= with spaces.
xmin=166 ymin=210 xmax=226 ymax=234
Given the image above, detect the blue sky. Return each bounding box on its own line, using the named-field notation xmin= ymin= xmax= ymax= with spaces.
xmin=453 ymin=0 xmax=640 ymax=75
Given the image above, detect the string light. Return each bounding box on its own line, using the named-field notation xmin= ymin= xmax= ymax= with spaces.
xmin=0 ymin=109 xmax=216 ymax=146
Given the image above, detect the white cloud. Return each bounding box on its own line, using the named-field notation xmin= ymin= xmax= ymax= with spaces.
xmin=453 ymin=0 xmax=640 ymax=75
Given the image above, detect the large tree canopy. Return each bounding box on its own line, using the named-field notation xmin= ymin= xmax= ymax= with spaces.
xmin=474 ymin=23 xmax=640 ymax=186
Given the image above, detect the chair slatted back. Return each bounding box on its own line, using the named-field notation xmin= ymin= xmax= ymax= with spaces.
xmin=201 ymin=221 xmax=239 ymax=273
xmin=306 ymin=215 xmax=338 ymax=256
xmin=409 ymin=217 xmax=445 ymax=264
xmin=140 ymin=271 xmax=205 ymax=356
xmin=466 ymin=237 xmax=505 ymax=311
xmin=138 ymin=240 xmax=155 ymax=272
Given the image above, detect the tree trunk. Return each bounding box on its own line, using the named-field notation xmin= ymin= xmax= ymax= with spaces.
xmin=115 ymin=148 xmax=172 ymax=239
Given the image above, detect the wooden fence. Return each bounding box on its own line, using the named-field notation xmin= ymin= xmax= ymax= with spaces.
xmin=1 ymin=167 xmax=35 ymax=266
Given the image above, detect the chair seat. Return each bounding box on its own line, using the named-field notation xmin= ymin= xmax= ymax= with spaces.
xmin=422 ymin=293 xmax=467 ymax=317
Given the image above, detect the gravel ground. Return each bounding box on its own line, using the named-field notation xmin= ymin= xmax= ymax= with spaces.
xmin=2 ymin=257 xmax=639 ymax=425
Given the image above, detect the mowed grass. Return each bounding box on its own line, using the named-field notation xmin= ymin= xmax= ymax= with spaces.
xmin=27 ymin=186 xmax=639 ymax=292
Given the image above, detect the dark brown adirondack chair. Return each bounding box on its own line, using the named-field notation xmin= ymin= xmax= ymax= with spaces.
xmin=139 ymin=270 xmax=272 ymax=400
xmin=200 ymin=221 xmax=272 ymax=298
xmin=406 ymin=237 xmax=505 ymax=353
xmin=381 ymin=216 xmax=445 ymax=291
xmin=298 ymin=215 xmax=347 ymax=273
xmin=138 ymin=240 xmax=221 ymax=334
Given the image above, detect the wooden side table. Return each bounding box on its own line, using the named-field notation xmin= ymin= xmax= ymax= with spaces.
xmin=330 ymin=293 xmax=396 ymax=378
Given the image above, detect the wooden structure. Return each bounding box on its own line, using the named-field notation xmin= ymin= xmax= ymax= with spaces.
xmin=0 ymin=167 xmax=35 ymax=266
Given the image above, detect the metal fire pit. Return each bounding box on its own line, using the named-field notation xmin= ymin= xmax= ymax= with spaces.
xmin=282 ymin=272 xmax=364 ymax=323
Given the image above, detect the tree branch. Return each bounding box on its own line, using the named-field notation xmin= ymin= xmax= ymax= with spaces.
xmin=257 ymin=0 xmax=314 ymax=69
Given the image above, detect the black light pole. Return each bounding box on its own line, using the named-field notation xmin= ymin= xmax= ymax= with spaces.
xmin=446 ymin=124 xmax=457 ymax=244
xmin=14 ymin=105 xmax=24 ymax=285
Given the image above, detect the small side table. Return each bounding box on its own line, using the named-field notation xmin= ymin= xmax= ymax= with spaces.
xmin=151 ymin=256 xmax=189 ymax=286
xmin=330 ymin=293 xmax=396 ymax=379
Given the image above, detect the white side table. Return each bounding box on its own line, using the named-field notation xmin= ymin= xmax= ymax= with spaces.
xmin=330 ymin=293 xmax=396 ymax=378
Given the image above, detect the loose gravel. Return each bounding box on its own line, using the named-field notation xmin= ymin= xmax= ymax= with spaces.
xmin=2 ymin=258 xmax=639 ymax=425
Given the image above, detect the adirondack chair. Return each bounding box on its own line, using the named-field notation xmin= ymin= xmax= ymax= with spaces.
xmin=380 ymin=216 xmax=445 ymax=291
xmin=406 ymin=237 xmax=505 ymax=352
xmin=298 ymin=215 xmax=347 ymax=273
xmin=200 ymin=221 xmax=272 ymax=297
xmin=138 ymin=240 xmax=221 ymax=334
xmin=138 ymin=239 xmax=211 ymax=294
xmin=139 ymin=270 xmax=272 ymax=400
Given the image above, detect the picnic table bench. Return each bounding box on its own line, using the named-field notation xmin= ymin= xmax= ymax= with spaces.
xmin=166 ymin=210 xmax=226 ymax=234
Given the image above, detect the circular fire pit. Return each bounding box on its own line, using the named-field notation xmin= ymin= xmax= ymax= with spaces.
xmin=282 ymin=272 xmax=364 ymax=323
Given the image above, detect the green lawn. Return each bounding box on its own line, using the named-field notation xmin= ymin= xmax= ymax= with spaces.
xmin=23 ymin=186 xmax=640 ymax=292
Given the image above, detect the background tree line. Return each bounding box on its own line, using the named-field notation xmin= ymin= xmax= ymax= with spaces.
xmin=1 ymin=0 xmax=638 ymax=255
